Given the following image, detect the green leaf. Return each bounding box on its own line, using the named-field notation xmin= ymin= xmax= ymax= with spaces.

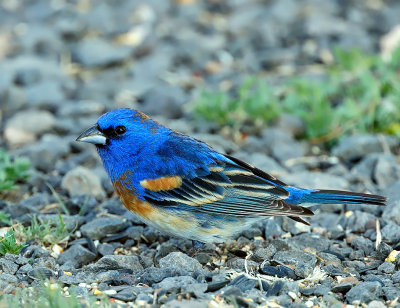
xmin=0 ymin=228 xmax=26 ymax=255
xmin=0 ymin=149 xmax=30 ymax=192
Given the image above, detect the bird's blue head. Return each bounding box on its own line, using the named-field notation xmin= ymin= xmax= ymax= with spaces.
xmin=76 ymin=108 xmax=169 ymax=180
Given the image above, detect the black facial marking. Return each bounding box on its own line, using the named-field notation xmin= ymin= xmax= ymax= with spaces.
xmin=99 ymin=125 xmax=127 ymax=138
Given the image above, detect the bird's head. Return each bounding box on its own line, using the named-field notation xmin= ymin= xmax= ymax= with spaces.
xmin=76 ymin=108 xmax=168 ymax=178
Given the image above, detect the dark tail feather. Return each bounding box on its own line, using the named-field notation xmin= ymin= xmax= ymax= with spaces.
xmin=289 ymin=216 xmax=311 ymax=225
xmin=308 ymin=190 xmax=387 ymax=206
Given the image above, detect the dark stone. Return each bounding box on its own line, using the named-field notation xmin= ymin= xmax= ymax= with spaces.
xmin=8 ymin=195 xmax=48 ymax=220
xmin=331 ymin=283 xmax=353 ymax=293
xmin=72 ymin=38 xmax=133 ymax=67
xmin=66 ymin=195 xmax=98 ymax=216
xmin=251 ymin=245 xmax=277 ymax=262
xmin=286 ymin=234 xmax=332 ymax=251
xmin=377 ymin=261 xmax=395 ymax=274
xmin=270 ymin=239 xmax=291 ymax=251
xmin=28 ymin=267 xmax=55 ymax=280
xmin=22 ymin=245 xmax=50 ymax=259
xmin=363 ymin=275 xmax=385 ymax=286
xmin=4 ymin=252 xmax=29 ymax=265
xmin=383 ymin=286 xmax=400 ymax=301
xmin=113 ymin=286 xmax=152 ymax=302
xmin=0 ymin=274 xmax=18 ymax=289
xmin=154 ymin=243 xmax=178 ymax=262
xmin=376 ymin=242 xmax=393 ymax=260
xmin=88 ymin=255 xmax=143 ymax=272
xmin=272 ymin=281 xmax=299 ymax=297
xmin=101 ymin=199 xmax=129 ymax=216
xmin=32 ymin=257 xmax=56 ymax=269
xmin=140 ymin=85 xmax=185 ymax=119
xmin=280 ymin=171 xmax=348 ymax=193
xmin=15 ymin=136 xmax=70 ymax=173
xmin=98 ymin=271 xmax=138 ymax=286
xmin=260 ymin=264 xmax=297 ymax=279
xmin=323 ymin=264 xmax=345 ymax=276
xmin=349 ymin=250 xmax=365 ymax=260
xmin=222 ymin=286 xmax=243 ymax=297
xmin=373 ymin=154 xmax=400 ymax=188
xmin=381 ymin=222 xmax=400 ymax=243
xmin=206 ymin=280 xmax=230 ymax=292
xmin=138 ymin=267 xmax=185 ymax=285
xmin=80 ymin=217 xmax=129 ymax=240
xmin=154 ymin=276 xmax=197 ymax=292
xmin=318 ymin=251 xmax=343 ymax=264
xmin=300 ymin=287 xmax=315 ymax=296
xmin=345 ymin=211 xmax=376 ymax=233
xmin=332 ymin=135 xmax=399 ymax=162
xmin=17 ymin=264 xmax=33 ymax=274
xmin=135 ymin=293 xmax=152 ymax=304
xmin=38 ymin=214 xmax=84 ymax=232
xmin=273 ymin=250 xmax=317 ymax=278
xmin=357 ymin=263 xmax=380 ymax=274
xmin=57 ymin=245 xmax=97 ymax=268
xmin=25 ymin=80 xmax=65 ymax=108
xmin=228 ymin=275 xmax=257 ymax=292
xmin=350 ymin=236 xmax=374 ymax=255
xmin=392 ymin=271 xmax=400 ymax=284
xmin=226 ymin=258 xmax=259 ymax=272
xmin=97 ymin=243 xmax=117 ymax=256
xmin=275 ymin=114 xmax=305 ymax=137
xmin=382 ymin=181 xmax=400 ymax=225
xmin=271 ymin=140 xmax=307 ymax=164
xmin=241 ymin=226 xmax=262 ymax=239
xmin=183 ymin=282 xmax=208 ymax=297
xmin=0 ymin=258 xmax=19 ymax=275
xmin=194 ymin=252 xmax=212 ymax=265
xmin=159 ymin=252 xmax=202 ymax=274
xmin=346 ymin=281 xmax=383 ymax=303
xmin=112 ymin=290 xmax=136 ymax=301
xmin=313 ymin=285 xmax=330 ymax=296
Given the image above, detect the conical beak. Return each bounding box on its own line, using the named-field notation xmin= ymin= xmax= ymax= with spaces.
xmin=76 ymin=125 xmax=107 ymax=145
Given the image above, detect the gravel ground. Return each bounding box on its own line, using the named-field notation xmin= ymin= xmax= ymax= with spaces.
xmin=1 ymin=0 xmax=400 ymax=307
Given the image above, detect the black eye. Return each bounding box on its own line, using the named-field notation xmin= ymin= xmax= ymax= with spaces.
xmin=115 ymin=125 xmax=126 ymax=135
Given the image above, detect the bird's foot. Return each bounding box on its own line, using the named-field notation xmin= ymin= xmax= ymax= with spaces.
xmin=188 ymin=240 xmax=220 ymax=259
xmin=187 ymin=240 xmax=204 ymax=257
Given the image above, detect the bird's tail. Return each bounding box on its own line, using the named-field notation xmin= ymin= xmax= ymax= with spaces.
xmin=303 ymin=189 xmax=386 ymax=206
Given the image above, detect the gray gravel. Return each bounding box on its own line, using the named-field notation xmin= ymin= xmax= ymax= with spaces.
xmin=0 ymin=0 xmax=399 ymax=306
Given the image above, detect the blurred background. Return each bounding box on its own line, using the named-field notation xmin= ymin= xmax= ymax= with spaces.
xmin=1 ymin=0 xmax=400 ymax=152
xmin=0 ymin=1 xmax=400 ymax=306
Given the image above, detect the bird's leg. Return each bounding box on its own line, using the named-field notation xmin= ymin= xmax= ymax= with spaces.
xmin=192 ymin=240 xmax=205 ymax=250
xmin=188 ymin=240 xmax=221 ymax=260
xmin=187 ymin=240 xmax=205 ymax=257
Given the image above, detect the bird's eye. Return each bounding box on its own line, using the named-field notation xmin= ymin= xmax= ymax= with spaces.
xmin=115 ymin=125 xmax=126 ymax=135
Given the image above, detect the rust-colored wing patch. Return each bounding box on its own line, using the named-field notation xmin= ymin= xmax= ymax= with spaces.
xmin=140 ymin=176 xmax=182 ymax=191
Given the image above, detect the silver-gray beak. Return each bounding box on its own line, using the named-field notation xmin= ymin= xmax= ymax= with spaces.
xmin=76 ymin=125 xmax=107 ymax=145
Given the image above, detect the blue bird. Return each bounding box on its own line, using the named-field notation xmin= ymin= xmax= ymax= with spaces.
xmin=76 ymin=109 xmax=386 ymax=245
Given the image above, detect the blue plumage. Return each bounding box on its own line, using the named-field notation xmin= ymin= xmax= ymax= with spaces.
xmin=76 ymin=108 xmax=387 ymax=243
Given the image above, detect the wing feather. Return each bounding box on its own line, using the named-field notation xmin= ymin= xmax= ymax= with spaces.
xmin=141 ymin=157 xmax=314 ymax=218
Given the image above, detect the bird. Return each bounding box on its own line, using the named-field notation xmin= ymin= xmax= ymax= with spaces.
xmin=76 ymin=108 xmax=386 ymax=247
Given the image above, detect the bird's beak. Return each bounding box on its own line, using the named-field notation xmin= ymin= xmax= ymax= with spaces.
xmin=76 ymin=125 xmax=107 ymax=145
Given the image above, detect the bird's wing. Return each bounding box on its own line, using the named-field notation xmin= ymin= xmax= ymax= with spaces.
xmin=141 ymin=155 xmax=314 ymax=218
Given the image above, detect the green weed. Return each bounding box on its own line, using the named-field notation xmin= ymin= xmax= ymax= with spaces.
xmin=193 ymin=47 xmax=400 ymax=144
xmin=0 ymin=228 xmax=26 ymax=256
xmin=1 ymin=282 xmax=111 ymax=308
xmin=0 ymin=212 xmax=11 ymax=226
xmin=195 ymin=77 xmax=280 ymax=131
xmin=0 ymin=149 xmax=30 ymax=192
xmin=18 ymin=213 xmax=70 ymax=246
xmin=47 ymin=183 xmax=70 ymax=216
